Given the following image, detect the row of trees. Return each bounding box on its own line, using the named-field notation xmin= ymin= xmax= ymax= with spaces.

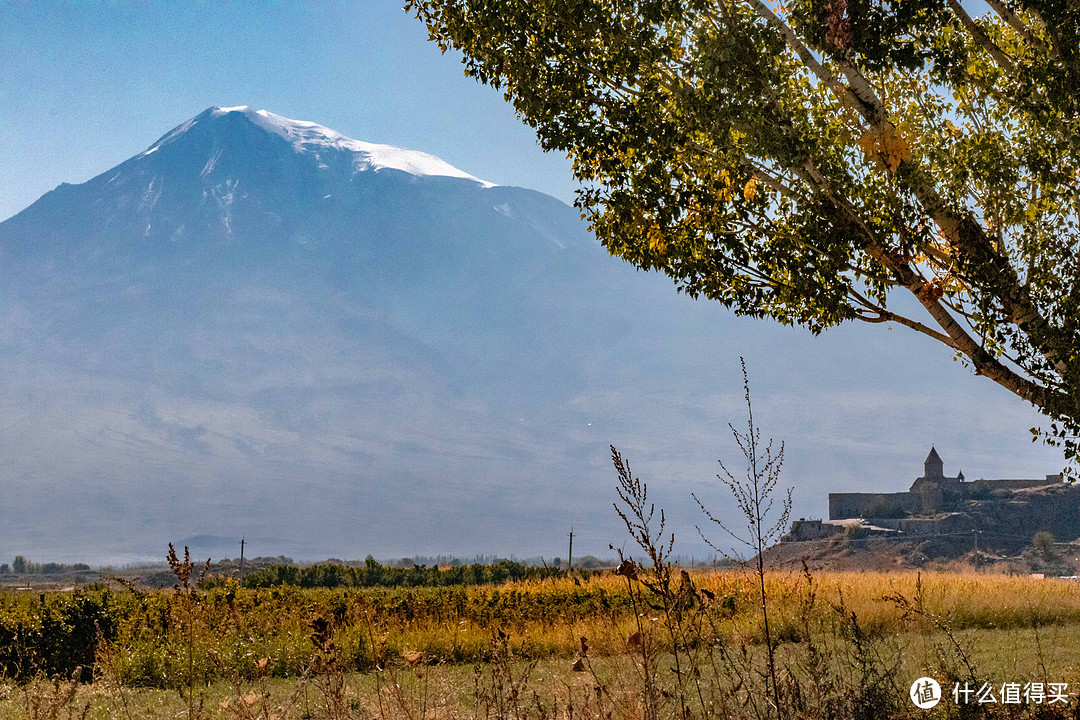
xmin=0 ymin=557 xmax=92 ymax=575
xmin=236 ymin=556 xmax=578 ymax=589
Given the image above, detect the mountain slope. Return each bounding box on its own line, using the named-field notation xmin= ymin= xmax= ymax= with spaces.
xmin=0 ymin=107 xmax=1064 ymax=563
xmin=0 ymin=106 xmax=711 ymax=561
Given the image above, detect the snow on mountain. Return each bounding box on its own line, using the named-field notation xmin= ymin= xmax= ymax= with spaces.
xmin=0 ymin=105 xmax=537 ymax=254
xmin=144 ymin=106 xmax=494 ymax=186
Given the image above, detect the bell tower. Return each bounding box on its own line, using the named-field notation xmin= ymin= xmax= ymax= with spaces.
xmin=924 ymin=446 xmax=944 ymax=480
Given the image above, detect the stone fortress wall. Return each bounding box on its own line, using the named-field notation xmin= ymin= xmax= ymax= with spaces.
xmin=828 ymin=447 xmax=1058 ymax=520
xmin=786 ymin=448 xmax=1065 ymax=543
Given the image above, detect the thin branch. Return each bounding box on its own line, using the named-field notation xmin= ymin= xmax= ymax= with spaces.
xmin=946 ymin=0 xmax=1017 ymax=73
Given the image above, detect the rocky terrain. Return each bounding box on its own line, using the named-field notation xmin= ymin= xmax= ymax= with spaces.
xmin=774 ymin=482 xmax=1080 ymax=572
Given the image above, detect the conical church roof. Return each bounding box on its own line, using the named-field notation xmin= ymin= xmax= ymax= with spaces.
xmin=925 ymin=447 xmax=942 ymax=465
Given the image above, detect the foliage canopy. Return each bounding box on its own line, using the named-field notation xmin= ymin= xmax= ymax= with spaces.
xmin=408 ymin=0 xmax=1080 ymax=467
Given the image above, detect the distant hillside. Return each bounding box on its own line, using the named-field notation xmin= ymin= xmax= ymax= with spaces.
xmin=774 ymin=483 xmax=1080 ymax=572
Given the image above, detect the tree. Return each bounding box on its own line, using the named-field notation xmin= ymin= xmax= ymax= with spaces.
xmin=12 ymin=555 xmax=26 ymax=574
xmin=1025 ymin=530 xmax=1074 ymax=575
xmin=1033 ymin=530 xmax=1056 ymax=559
xmin=409 ymin=0 xmax=1080 ymax=468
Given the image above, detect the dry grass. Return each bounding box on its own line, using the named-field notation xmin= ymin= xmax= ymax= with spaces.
xmin=5 ymin=569 xmax=1080 ymax=718
xmin=3 ymin=622 xmax=1080 ymax=719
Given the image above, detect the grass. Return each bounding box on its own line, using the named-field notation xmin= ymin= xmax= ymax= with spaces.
xmin=4 ymin=620 xmax=1080 ymax=718
xmin=4 ymin=569 xmax=1080 ymax=718
xmin=6 ymin=570 xmax=1080 ymax=683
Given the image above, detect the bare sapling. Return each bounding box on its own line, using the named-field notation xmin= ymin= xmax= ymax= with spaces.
xmin=695 ymin=358 xmax=792 ymax=720
xmin=166 ymin=543 xmax=211 ymax=719
xmin=610 ymin=446 xmax=668 ymax=720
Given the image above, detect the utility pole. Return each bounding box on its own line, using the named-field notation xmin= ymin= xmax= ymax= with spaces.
xmin=568 ymin=527 xmax=574 ymax=570
xmin=238 ymin=536 xmax=246 ymax=585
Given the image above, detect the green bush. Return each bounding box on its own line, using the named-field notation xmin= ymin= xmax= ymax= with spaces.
xmin=0 ymin=590 xmax=116 ymax=681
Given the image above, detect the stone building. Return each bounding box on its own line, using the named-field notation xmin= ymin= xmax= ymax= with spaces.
xmin=783 ymin=449 xmax=1070 ymax=545
xmin=827 ymin=447 xmax=1060 ymax=520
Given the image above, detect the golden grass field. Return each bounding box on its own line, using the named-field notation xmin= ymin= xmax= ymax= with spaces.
xmin=4 ymin=568 xmax=1080 ymax=718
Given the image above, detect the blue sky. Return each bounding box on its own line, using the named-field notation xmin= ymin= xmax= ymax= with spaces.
xmin=0 ymin=1 xmax=576 ymax=221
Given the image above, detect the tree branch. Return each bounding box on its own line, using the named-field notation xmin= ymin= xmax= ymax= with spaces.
xmin=946 ymin=0 xmax=1017 ymax=73
xmin=984 ymin=0 xmax=1059 ymax=60
xmin=746 ymin=0 xmax=1068 ymax=377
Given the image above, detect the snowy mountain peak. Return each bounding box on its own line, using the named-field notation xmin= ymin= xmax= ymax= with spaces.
xmin=144 ymin=106 xmax=495 ymax=186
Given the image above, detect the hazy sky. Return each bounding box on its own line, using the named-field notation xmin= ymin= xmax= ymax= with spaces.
xmin=0 ymin=1 xmax=576 ymax=222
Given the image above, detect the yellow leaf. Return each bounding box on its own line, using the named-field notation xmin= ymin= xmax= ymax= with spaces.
xmin=858 ymin=122 xmax=911 ymax=172
xmin=647 ymin=223 xmax=666 ymax=254
xmin=881 ymin=125 xmax=911 ymax=170
xmin=857 ymin=129 xmax=877 ymax=157
xmin=743 ymin=177 xmax=758 ymax=201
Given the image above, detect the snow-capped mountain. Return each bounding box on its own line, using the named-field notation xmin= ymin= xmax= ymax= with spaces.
xmin=0 ymin=106 xmax=603 ymax=382
xmin=0 ymin=107 xmax=1061 ymax=563
xmin=1 ymin=105 xmax=552 ymax=252
xmin=147 ymin=106 xmax=494 ymax=184
xmin=0 ymin=106 xmax=713 ymax=560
